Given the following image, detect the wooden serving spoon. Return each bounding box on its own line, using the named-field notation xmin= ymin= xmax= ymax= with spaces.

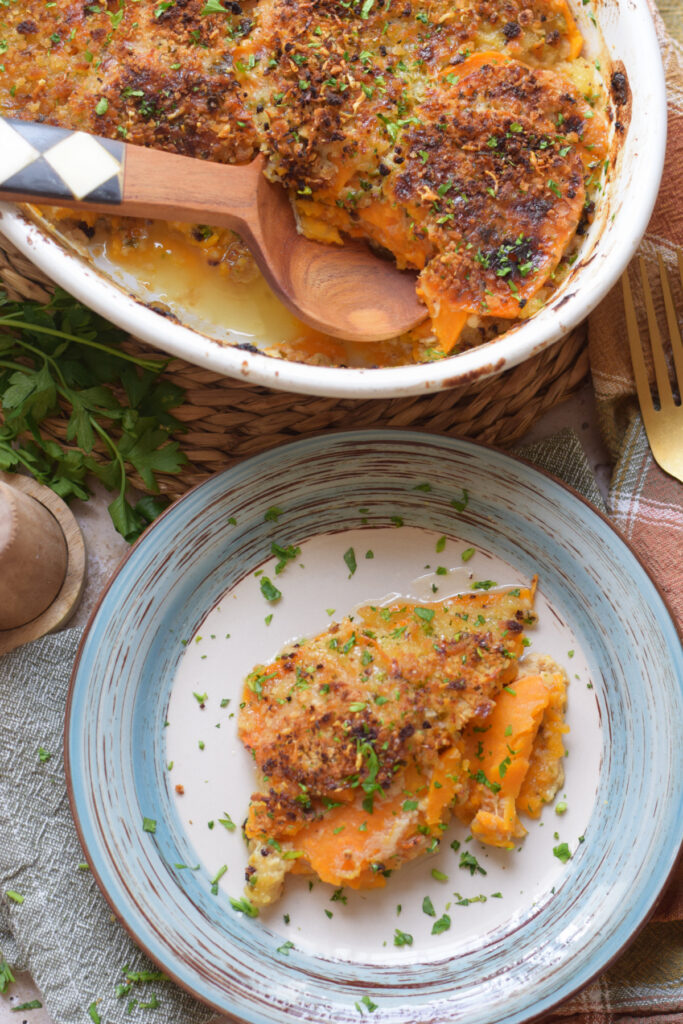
xmin=0 ymin=117 xmax=427 ymax=341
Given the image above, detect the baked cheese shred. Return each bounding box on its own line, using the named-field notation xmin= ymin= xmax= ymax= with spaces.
xmin=237 ymin=581 xmax=569 ymax=907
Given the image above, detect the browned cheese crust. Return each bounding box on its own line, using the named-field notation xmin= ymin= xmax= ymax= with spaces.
xmin=0 ymin=0 xmax=258 ymax=162
xmin=239 ymin=587 xmax=536 ymax=837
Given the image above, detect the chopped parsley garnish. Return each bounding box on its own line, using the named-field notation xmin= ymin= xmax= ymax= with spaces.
xmin=277 ymin=940 xmax=295 ymax=955
xmin=87 ymin=1002 xmax=101 ymax=1024
xmin=342 ymin=633 xmax=357 ymax=654
xmin=461 ymin=547 xmax=475 ymax=562
xmin=414 ymin=607 xmax=435 ymax=622
xmin=359 ymin=741 xmax=383 ymax=813
xmin=344 ymin=547 xmax=357 ymax=576
xmin=459 ymin=851 xmax=487 ymax=876
xmin=431 ymin=913 xmax=451 ymax=934
xmin=229 ymin=896 xmax=259 ymax=917
xmin=431 ymin=868 xmax=448 ymax=882
xmin=393 ymin=928 xmax=413 ymax=946
xmin=272 ymin=541 xmax=301 ymax=574
xmin=402 ymin=799 xmax=418 ymax=811
xmin=472 ymin=580 xmax=497 ymax=591
xmin=435 ymin=536 xmax=447 ymax=553
xmin=422 ymin=895 xmax=436 ymax=917
xmin=218 ymin=812 xmax=236 ymax=831
xmin=470 ymin=768 xmax=501 ymax=794
xmin=451 ymin=489 xmax=469 ymax=512
xmin=260 ymin=576 xmax=282 ymax=602
xmin=142 ymin=818 xmax=157 ymax=834
xmin=11 ymin=1000 xmax=43 ymax=1011
xmin=210 ymin=864 xmax=228 ymax=894
xmin=264 ymin=506 xmax=283 ymax=521
xmin=553 ymin=842 xmax=572 ymax=863
xmin=37 ymin=747 xmax=51 ymax=762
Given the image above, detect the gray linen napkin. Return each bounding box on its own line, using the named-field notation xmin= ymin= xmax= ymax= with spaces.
xmin=0 ymin=430 xmax=605 ymax=1024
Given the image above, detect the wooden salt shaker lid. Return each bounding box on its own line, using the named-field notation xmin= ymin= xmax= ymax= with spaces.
xmin=0 ymin=472 xmax=85 ymax=655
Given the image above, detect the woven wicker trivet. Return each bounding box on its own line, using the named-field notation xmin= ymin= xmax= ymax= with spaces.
xmin=0 ymin=237 xmax=589 ymax=501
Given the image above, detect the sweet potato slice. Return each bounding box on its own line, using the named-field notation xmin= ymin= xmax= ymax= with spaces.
xmin=456 ymin=662 xmax=568 ymax=848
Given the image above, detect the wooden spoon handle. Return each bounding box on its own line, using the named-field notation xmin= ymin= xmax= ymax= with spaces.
xmin=0 ymin=116 xmax=259 ymax=233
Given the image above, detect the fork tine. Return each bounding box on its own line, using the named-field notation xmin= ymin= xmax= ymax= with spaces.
xmin=658 ymin=254 xmax=683 ymax=395
xmin=622 ymin=268 xmax=655 ymax=415
xmin=671 ymin=249 xmax=683 ymax=389
xmin=639 ymin=256 xmax=674 ymax=409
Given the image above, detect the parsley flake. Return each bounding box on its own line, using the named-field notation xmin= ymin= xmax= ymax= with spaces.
xmin=344 ymin=547 xmax=357 ymax=577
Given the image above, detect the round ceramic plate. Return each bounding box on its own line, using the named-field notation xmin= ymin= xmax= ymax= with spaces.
xmin=65 ymin=432 xmax=683 ymax=1024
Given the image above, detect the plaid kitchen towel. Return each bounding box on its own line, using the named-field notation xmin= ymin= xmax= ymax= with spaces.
xmin=0 ymin=430 xmax=680 ymax=1024
xmin=544 ymin=6 xmax=683 ymax=1022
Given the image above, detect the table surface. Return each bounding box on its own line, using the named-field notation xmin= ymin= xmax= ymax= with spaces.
xmin=1 ymin=4 xmax=679 ymax=1021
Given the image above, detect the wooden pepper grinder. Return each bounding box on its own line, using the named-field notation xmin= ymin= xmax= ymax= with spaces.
xmin=0 ymin=472 xmax=85 ymax=655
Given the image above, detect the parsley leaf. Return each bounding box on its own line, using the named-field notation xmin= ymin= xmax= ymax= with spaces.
xmin=260 ymin=576 xmax=282 ymax=602
xmin=344 ymin=547 xmax=357 ymax=577
xmin=0 ymin=287 xmax=186 ymax=542
xmin=0 ymin=959 xmax=15 ymax=993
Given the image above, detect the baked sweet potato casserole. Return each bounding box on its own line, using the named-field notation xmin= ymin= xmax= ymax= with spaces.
xmin=0 ymin=0 xmax=609 ymax=365
xmin=238 ymin=583 xmax=570 ymax=905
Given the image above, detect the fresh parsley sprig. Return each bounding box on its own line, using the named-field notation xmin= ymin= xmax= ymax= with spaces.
xmin=0 ymin=287 xmax=187 ymax=541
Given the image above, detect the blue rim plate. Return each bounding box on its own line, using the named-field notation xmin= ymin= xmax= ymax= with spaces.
xmin=65 ymin=431 xmax=683 ymax=1024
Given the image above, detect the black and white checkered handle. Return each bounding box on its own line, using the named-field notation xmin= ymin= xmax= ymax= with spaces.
xmin=0 ymin=117 xmax=124 ymax=204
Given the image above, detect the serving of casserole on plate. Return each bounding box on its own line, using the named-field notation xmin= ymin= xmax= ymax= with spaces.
xmin=0 ymin=0 xmax=666 ymax=395
xmin=65 ymin=432 xmax=683 ymax=1024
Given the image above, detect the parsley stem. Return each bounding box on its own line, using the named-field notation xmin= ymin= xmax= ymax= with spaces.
xmin=0 ymin=318 xmax=163 ymax=372
xmin=0 ymin=359 xmax=38 ymax=373
xmin=0 ymin=443 xmax=38 ymax=474
xmin=90 ymin=416 xmax=127 ymax=495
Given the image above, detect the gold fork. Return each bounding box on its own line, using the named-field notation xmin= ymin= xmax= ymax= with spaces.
xmin=622 ymin=253 xmax=683 ymax=483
